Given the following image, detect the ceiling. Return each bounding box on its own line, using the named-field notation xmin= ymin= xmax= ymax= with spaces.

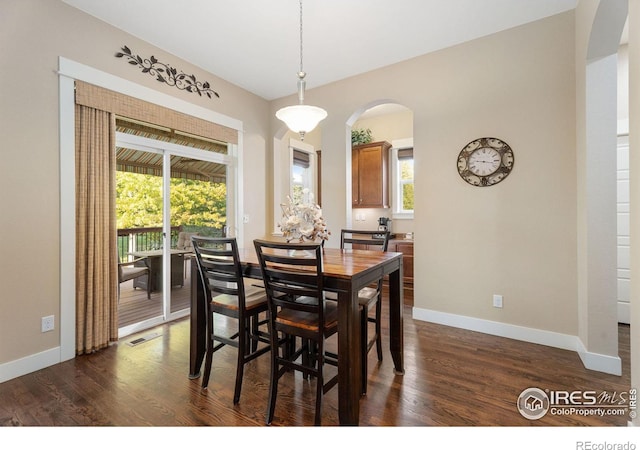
xmin=61 ymin=0 xmax=580 ymax=101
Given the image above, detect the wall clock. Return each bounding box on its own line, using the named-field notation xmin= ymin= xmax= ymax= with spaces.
xmin=457 ymin=137 xmax=514 ymax=187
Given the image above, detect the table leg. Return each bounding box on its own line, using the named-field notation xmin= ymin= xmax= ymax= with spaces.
xmin=189 ymin=261 xmax=206 ymax=379
xmin=337 ymin=286 xmax=361 ymax=425
xmin=388 ymin=263 xmax=405 ymax=375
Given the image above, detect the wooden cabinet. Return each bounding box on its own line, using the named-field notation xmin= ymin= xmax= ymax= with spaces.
xmin=352 ymin=141 xmax=391 ymax=208
xmin=353 ymin=236 xmax=414 ymax=289
xmin=388 ymin=238 xmax=413 ymax=304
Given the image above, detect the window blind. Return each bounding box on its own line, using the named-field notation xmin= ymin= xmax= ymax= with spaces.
xmin=75 ymin=80 xmax=238 ymax=145
xmin=293 ymin=149 xmax=310 ymax=168
xmin=398 ymin=148 xmax=414 ymax=160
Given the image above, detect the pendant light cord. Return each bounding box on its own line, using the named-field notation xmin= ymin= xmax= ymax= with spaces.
xmin=275 ymin=0 xmax=327 ymax=140
xmin=298 ymin=0 xmax=304 ymax=77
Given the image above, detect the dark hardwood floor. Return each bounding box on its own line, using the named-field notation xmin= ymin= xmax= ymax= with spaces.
xmin=0 ymin=294 xmax=631 ymax=428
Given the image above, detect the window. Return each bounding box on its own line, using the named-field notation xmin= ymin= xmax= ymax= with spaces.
xmin=392 ymin=146 xmax=414 ymax=218
xmin=292 ymin=148 xmax=313 ymax=204
xmin=273 ymin=137 xmax=317 ymax=235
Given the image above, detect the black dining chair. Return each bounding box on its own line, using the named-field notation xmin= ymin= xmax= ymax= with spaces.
xmin=338 ymin=229 xmax=390 ymax=394
xmin=253 ymin=239 xmax=338 ymax=426
xmin=191 ymin=236 xmax=270 ymax=404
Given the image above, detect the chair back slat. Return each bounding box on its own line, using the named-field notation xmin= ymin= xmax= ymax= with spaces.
xmin=340 ymin=229 xmax=389 ymax=294
xmin=192 ymin=237 xmax=246 ymax=302
xmin=340 ymin=229 xmax=390 ymax=251
xmin=254 ymin=240 xmax=325 ymax=316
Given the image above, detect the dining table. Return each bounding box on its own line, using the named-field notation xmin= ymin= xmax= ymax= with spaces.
xmin=129 ymin=248 xmax=188 ymax=292
xmin=188 ymin=245 xmax=405 ymax=426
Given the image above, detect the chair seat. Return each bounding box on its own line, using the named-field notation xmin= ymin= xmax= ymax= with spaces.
xmin=211 ymin=280 xmax=268 ymax=311
xmin=357 ymin=286 xmax=378 ymax=304
xmin=276 ymin=299 xmax=338 ymax=332
xmin=324 ymin=287 xmax=378 ymax=307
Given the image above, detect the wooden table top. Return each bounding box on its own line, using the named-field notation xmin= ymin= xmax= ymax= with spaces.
xmin=237 ymin=246 xmax=402 ymax=280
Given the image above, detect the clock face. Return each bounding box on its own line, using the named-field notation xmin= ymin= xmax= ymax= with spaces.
xmin=457 ymin=137 xmax=514 ymax=187
xmin=468 ymin=147 xmax=501 ymax=176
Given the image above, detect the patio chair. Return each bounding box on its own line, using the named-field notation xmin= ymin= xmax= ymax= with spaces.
xmin=118 ymin=256 xmax=151 ymax=300
xmin=176 ymin=231 xmax=199 ymax=279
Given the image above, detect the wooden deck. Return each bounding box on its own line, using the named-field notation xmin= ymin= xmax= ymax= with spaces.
xmin=118 ymin=258 xmax=193 ymax=329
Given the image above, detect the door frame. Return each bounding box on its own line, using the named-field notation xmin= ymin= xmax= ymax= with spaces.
xmin=59 ymin=57 xmax=243 ymax=362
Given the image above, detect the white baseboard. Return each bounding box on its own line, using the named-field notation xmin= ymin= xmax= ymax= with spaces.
xmin=618 ymin=301 xmax=630 ymax=324
xmin=0 ymin=347 xmax=61 ymax=384
xmin=2 ymin=309 xmax=623 ymax=383
xmin=412 ymin=307 xmax=622 ymax=376
xmin=576 ymin=340 xmax=622 ymax=376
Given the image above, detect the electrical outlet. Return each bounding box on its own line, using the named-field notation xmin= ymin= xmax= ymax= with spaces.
xmin=243 ymin=214 xmax=249 ymax=223
xmin=493 ymin=295 xmax=503 ymax=308
xmin=41 ymin=315 xmax=55 ymax=332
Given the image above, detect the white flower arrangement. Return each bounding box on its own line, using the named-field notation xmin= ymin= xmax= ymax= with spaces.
xmin=279 ymin=189 xmax=330 ymax=243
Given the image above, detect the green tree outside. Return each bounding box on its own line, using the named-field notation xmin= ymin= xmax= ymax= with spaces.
xmin=116 ymin=172 xmax=227 ymax=230
xmin=400 ymin=159 xmax=414 ymax=211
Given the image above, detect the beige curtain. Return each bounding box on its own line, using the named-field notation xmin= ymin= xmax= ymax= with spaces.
xmin=75 ymin=104 xmax=118 ymax=355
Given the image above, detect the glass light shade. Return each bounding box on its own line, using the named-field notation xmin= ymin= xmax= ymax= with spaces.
xmin=276 ymin=104 xmax=328 ymax=134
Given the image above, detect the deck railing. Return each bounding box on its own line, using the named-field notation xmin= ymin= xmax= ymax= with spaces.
xmin=117 ymin=225 xmax=224 ymax=261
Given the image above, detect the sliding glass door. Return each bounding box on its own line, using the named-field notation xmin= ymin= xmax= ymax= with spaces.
xmin=115 ymin=120 xmax=232 ymax=336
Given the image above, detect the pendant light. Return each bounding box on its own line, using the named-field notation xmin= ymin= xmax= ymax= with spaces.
xmin=275 ymin=0 xmax=327 ymax=140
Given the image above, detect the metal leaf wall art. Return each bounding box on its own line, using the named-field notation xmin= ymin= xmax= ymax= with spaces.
xmin=115 ymin=46 xmax=220 ymax=99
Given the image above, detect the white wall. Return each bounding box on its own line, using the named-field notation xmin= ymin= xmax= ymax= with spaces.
xmin=617 ymin=44 xmax=630 ymax=324
xmin=627 ymin=0 xmax=639 ymax=426
xmin=575 ymin=0 xmax=627 ymax=374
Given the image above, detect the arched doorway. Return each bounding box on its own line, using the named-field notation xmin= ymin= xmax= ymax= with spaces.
xmin=347 ymin=101 xmax=414 ymax=304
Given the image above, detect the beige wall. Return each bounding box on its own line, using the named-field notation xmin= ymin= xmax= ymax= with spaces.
xmin=276 ymin=12 xmax=578 ymax=335
xmin=0 ymin=0 xmax=270 ymax=366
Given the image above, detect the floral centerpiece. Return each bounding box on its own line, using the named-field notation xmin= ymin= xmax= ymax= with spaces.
xmin=279 ymin=189 xmax=330 ymax=243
